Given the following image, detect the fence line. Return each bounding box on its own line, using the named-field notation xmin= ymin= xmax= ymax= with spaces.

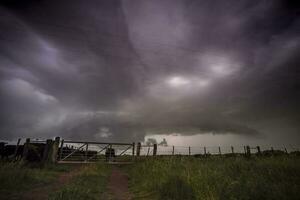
xmin=1 ymin=138 xmax=300 ymax=163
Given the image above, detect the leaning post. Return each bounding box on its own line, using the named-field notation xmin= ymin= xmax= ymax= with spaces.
xmin=13 ymin=138 xmax=21 ymax=160
xmin=231 ymin=146 xmax=234 ymax=154
xmin=257 ymin=146 xmax=261 ymax=155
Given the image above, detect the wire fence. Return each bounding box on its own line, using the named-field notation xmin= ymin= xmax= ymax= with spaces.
xmin=139 ymin=144 xmax=300 ymax=156
xmin=1 ymin=138 xmax=300 ymax=163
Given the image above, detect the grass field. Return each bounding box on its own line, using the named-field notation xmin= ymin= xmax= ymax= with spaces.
xmin=126 ymin=156 xmax=300 ymax=200
xmin=0 ymin=161 xmax=71 ymax=199
xmin=1 ymin=156 xmax=300 ymax=200
xmin=49 ymin=163 xmax=110 ymax=200
xmin=0 ymin=162 xmax=110 ymax=200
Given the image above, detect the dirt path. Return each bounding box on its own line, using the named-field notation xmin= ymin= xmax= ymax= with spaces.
xmin=22 ymin=165 xmax=83 ymax=200
xmin=106 ymin=166 xmax=132 ymax=200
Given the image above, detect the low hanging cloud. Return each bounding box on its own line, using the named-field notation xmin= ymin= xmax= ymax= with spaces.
xmin=0 ymin=0 xmax=299 ymax=143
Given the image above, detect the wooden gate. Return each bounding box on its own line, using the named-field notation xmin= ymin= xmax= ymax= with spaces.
xmin=58 ymin=140 xmax=135 ymax=163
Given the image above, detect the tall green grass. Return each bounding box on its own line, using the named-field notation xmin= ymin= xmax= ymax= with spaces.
xmin=126 ymin=156 xmax=300 ymax=200
xmin=0 ymin=161 xmax=71 ymax=199
xmin=49 ymin=163 xmax=110 ymax=200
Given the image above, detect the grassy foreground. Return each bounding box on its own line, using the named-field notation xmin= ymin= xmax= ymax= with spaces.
xmin=0 ymin=161 xmax=71 ymax=199
xmin=49 ymin=163 xmax=110 ymax=200
xmin=126 ymin=156 xmax=300 ymax=200
xmin=0 ymin=162 xmax=110 ymax=200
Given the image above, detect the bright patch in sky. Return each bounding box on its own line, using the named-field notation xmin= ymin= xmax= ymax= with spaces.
xmin=167 ymin=76 xmax=190 ymax=87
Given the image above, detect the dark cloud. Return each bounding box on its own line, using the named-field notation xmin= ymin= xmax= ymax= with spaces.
xmin=0 ymin=0 xmax=299 ymax=144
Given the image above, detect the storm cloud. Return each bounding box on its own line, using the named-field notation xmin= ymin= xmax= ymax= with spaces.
xmin=0 ymin=0 xmax=299 ymax=143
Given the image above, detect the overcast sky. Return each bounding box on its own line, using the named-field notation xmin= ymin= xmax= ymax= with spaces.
xmin=0 ymin=0 xmax=299 ymax=145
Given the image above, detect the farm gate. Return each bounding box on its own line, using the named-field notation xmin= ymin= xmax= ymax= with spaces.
xmin=58 ymin=140 xmax=135 ymax=163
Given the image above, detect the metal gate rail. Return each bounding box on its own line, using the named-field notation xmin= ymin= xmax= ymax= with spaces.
xmin=58 ymin=140 xmax=134 ymax=163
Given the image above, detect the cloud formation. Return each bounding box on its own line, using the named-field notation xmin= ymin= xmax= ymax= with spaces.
xmin=0 ymin=0 xmax=299 ymax=143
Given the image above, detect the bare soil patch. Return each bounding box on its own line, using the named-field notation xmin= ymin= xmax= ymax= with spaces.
xmin=106 ymin=166 xmax=132 ymax=200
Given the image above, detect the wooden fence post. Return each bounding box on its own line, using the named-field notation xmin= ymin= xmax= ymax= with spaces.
xmin=51 ymin=137 xmax=60 ymax=163
xmin=153 ymin=143 xmax=157 ymax=156
xmin=132 ymin=142 xmax=135 ymax=156
xmin=271 ymin=147 xmax=274 ymax=155
xmin=109 ymin=144 xmax=112 ymax=160
xmin=284 ymin=147 xmax=288 ymax=154
xmin=243 ymin=146 xmax=246 ymax=155
xmin=13 ymin=138 xmax=21 ymax=160
xmin=246 ymin=146 xmax=251 ymax=157
xmin=22 ymin=138 xmax=30 ymax=161
xmin=42 ymin=139 xmax=52 ymax=163
xmin=231 ymin=146 xmax=234 ymax=154
xmin=59 ymin=139 xmax=64 ymax=161
xmin=0 ymin=142 xmax=5 ymax=158
xmin=218 ymin=146 xmax=221 ymax=155
xmin=204 ymin=146 xmax=206 ymax=156
xmin=137 ymin=142 xmax=141 ymax=156
xmin=257 ymin=146 xmax=261 ymax=155
xmin=189 ymin=146 xmax=191 ymax=156
xmin=85 ymin=143 xmax=89 ymax=162
xmin=172 ymin=146 xmax=175 ymax=155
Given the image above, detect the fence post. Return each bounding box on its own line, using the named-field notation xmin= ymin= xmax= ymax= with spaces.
xmin=284 ymin=147 xmax=288 ymax=154
xmin=132 ymin=142 xmax=135 ymax=156
xmin=137 ymin=142 xmax=141 ymax=156
xmin=218 ymin=146 xmax=221 ymax=155
xmin=22 ymin=138 xmax=30 ymax=161
xmin=243 ymin=146 xmax=246 ymax=155
xmin=51 ymin=137 xmax=60 ymax=163
xmin=42 ymin=139 xmax=52 ymax=163
xmin=13 ymin=138 xmax=21 ymax=160
xmin=85 ymin=143 xmax=89 ymax=162
xmin=172 ymin=146 xmax=175 ymax=155
xmin=271 ymin=147 xmax=274 ymax=155
xmin=231 ymin=146 xmax=234 ymax=154
xmin=108 ymin=144 xmax=112 ymax=161
xmin=0 ymin=142 xmax=5 ymax=155
xmin=189 ymin=146 xmax=191 ymax=156
xmin=257 ymin=146 xmax=261 ymax=155
xmin=153 ymin=143 xmax=157 ymax=156
xmin=59 ymin=139 xmax=64 ymax=161
xmin=204 ymin=146 xmax=206 ymax=156
xmin=246 ymin=146 xmax=251 ymax=157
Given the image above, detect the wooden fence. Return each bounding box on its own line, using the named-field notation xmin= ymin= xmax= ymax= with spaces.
xmin=1 ymin=138 xmax=299 ymax=164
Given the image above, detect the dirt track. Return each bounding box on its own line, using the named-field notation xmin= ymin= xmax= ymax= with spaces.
xmin=106 ymin=166 xmax=132 ymax=200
